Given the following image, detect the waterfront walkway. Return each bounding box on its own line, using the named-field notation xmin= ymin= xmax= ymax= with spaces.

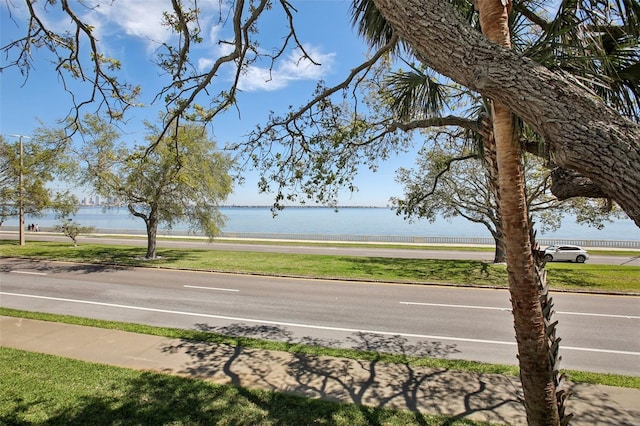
xmin=2 ymin=316 xmax=639 ymax=425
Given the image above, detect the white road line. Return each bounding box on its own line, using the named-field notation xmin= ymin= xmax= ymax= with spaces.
xmin=0 ymin=291 xmax=514 ymax=346
xmin=3 ymin=291 xmax=639 ymax=356
xmin=400 ymin=301 xmax=640 ymax=320
xmin=400 ymin=301 xmax=511 ymax=312
xmin=561 ymin=346 xmax=640 ymax=356
xmin=556 ymin=311 xmax=640 ymax=320
xmin=9 ymin=271 xmax=48 ymax=276
xmin=184 ymin=285 xmax=239 ymax=292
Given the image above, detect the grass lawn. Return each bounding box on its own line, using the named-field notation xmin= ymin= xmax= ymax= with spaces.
xmin=0 ymin=347 xmax=488 ymax=426
xmin=1 ymin=240 xmax=639 ymax=292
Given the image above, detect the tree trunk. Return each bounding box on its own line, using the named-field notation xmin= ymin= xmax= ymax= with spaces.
xmin=477 ymin=1 xmax=560 ymax=424
xmin=145 ymin=212 xmax=158 ymax=259
xmin=372 ymin=0 xmax=640 ymax=226
xmin=492 ymin=228 xmax=506 ymax=263
xmin=128 ymin=203 xmax=158 ymax=259
xmin=495 ymin=101 xmax=560 ymax=425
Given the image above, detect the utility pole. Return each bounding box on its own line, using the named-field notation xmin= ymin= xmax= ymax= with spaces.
xmin=9 ymin=134 xmax=30 ymax=246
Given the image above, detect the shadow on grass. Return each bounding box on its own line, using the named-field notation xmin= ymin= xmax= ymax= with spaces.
xmin=2 ymin=345 xmax=484 ymax=426
xmin=0 ymin=246 xmax=202 ymax=274
xmin=338 ymin=257 xmax=507 ymax=285
xmin=158 ymin=323 xmax=526 ymax=425
xmin=4 ymin=360 xmax=393 ymax=425
xmin=546 ymin=268 xmax=606 ymax=290
xmin=4 ymin=323 xmax=638 ymax=425
xmin=0 ymin=257 xmax=133 ymax=274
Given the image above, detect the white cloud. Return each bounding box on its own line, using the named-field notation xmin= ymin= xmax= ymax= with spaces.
xmin=12 ymin=0 xmax=334 ymax=92
xmin=240 ymin=66 xmax=289 ymax=91
xmin=237 ymin=45 xmax=335 ymax=92
xmin=83 ymin=1 xmax=222 ymax=51
xmin=90 ymin=2 xmax=175 ymax=44
xmin=200 ymin=30 xmax=234 ymax=68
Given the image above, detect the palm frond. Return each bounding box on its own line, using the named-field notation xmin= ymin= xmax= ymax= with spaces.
xmin=523 ymin=0 xmax=639 ymax=120
xmin=383 ymin=62 xmax=448 ymax=120
xmin=350 ymin=0 xmax=395 ymax=50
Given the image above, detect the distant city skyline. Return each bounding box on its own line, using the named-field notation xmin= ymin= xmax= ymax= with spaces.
xmin=75 ymin=192 xmax=391 ymax=209
xmin=79 ymin=196 xmax=101 ymax=207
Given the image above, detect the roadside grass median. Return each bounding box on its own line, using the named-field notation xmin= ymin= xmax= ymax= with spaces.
xmin=1 ymin=240 xmax=638 ymax=293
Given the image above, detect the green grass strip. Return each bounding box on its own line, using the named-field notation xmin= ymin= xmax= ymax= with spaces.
xmin=1 ymin=240 xmax=639 ymax=292
xmin=2 ymin=308 xmax=638 ymax=389
xmin=0 ymin=347 xmax=492 ymax=426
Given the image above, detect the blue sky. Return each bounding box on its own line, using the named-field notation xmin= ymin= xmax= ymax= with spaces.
xmin=1 ymin=0 xmax=417 ymax=207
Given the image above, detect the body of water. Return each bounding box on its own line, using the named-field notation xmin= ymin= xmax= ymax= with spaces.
xmin=5 ymin=206 xmax=640 ymax=241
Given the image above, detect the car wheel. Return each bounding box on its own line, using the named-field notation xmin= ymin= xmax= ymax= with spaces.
xmin=544 ymin=254 xmax=553 ymax=262
xmin=576 ymin=255 xmax=586 ymax=263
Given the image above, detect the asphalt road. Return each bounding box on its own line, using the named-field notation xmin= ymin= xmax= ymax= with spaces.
xmin=1 ymin=258 xmax=638 ymax=376
xmin=6 ymin=231 xmax=640 ymax=265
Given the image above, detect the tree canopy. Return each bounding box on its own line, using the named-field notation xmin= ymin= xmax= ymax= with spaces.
xmin=65 ymin=115 xmax=234 ymax=258
xmin=2 ymin=1 xmax=638 ymax=224
xmin=394 ymin=139 xmax=621 ymax=263
xmin=0 ymin=133 xmax=77 ymax=230
xmin=371 ymin=0 xmax=640 ymax=225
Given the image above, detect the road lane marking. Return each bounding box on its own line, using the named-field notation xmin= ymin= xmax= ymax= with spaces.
xmin=0 ymin=292 xmax=515 ymax=346
xmin=184 ymin=285 xmax=239 ymax=292
xmin=400 ymin=301 xmax=640 ymax=320
xmin=400 ymin=301 xmax=511 ymax=312
xmin=561 ymin=346 xmax=640 ymax=355
xmin=9 ymin=271 xmax=48 ymax=276
xmin=3 ymin=291 xmax=639 ymax=356
xmin=556 ymin=311 xmax=640 ymax=320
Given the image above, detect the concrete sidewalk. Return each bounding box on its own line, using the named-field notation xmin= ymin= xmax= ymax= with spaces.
xmin=1 ymin=316 xmax=639 ymax=425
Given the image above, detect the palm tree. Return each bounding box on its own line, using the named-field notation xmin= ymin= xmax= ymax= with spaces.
xmin=350 ymin=0 xmax=636 ymax=423
xmin=378 ymin=0 xmax=640 ymax=262
xmin=384 ymin=65 xmax=508 ymax=262
xmin=474 ymin=2 xmax=561 ymax=424
xmin=471 ymin=2 xmax=638 ymax=420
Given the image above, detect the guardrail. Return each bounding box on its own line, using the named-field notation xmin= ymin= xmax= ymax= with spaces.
xmin=218 ymin=232 xmax=640 ymax=248
xmin=2 ymin=227 xmax=639 ymax=249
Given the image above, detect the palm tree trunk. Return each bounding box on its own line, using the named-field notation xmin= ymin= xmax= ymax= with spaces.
xmin=480 ymin=115 xmax=505 ymax=263
xmin=476 ymin=1 xmax=560 ymax=424
xmin=494 ymin=102 xmax=560 ymax=425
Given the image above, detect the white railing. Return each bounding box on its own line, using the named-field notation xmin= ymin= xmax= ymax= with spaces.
xmin=217 ymin=232 xmax=640 ymax=248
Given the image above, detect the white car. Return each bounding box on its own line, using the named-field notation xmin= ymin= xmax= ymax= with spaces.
xmin=543 ymin=245 xmax=589 ymax=263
